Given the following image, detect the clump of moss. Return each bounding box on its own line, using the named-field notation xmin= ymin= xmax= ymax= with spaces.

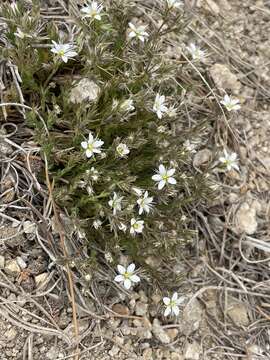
xmin=0 ymin=0 xmax=214 ymax=282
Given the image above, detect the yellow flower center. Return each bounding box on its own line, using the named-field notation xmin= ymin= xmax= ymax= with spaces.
xmin=124 ymin=272 xmax=130 ymax=279
xmin=87 ymin=143 xmax=94 ymax=151
xmin=58 ymin=49 xmax=65 ymax=57
xmin=162 ymin=174 xmax=169 ymax=181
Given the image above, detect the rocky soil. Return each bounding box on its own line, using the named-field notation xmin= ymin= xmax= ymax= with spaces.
xmin=1 ymin=0 xmax=270 ymax=359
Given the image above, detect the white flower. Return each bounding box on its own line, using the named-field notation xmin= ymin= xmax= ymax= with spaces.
xmin=120 ymin=99 xmax=135 ymax=112
xmin=114 ymin=263 xmax=140 ymax=290
xmin=93 ymin=219 xmax=102 ymax=229
xmin=166 ymin=0 xmax=183 ymax=8
xmin=157 ymin=125 xmax=167 ymax=133
xmin=51 ymin=41 xmax=78 ymax=63
xmin=220 ymin=94 xmax=241 ymax=112
xmin=183 ymin=140 xmax=197 ymax=153
xmin=128 ymin=23 xmax=149 ymax=43
xmin=166 ymin=105 xmax=177 ymax=118
xmin=108 ymin=192 xmax=123 ymax=215
xmin=14 ymin=28 xmax=31 ymax=39
xmin=152 ymin=164 xmax=177 ymax=190
xmin=130 ymin=218 xmax=144 ymax=235
xmin=153 ymin=94 xmax=168 ymax=119
xmin=186 ymin=43 xmax=206 ymax=61
xmin=116 ymin=143 xmax=130 ymax=157
xmin=137 ymin=191 xmax=154 ymax=215
xmin=81 ymin=1 xmax=103 ymax=20
xmin=89 ymin=167 xmax=99 ymax=181
xmin=219 ymin=149 xmax=239 ymax=171
xmin=85 ymin=274 xmax=91 ymax=281
xmin=81 ymin=132 xmax=104 ymax=158
xmin=118 ymin=222 xmax=127 ymax=232
xmin=163 ymin=292 xmax=185 ymax=316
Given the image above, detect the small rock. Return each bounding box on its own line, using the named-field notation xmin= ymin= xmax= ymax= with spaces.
xmin=210 ymin=63 xmax=241 ymax=94
xmin=166 ymin=328 xmax=178 ymax=341
xmin=4 ymin=328 xmax=17 ymax=341
xmin=69 ymin=78 xmax=100 ymax=104
xmin=152 ymin=319 xmax=171 ymax=344
xmin=171 ymin=353 xmax=184 ymax=360
xmin=197 ymin=0 xmax=220 ymax=14
xmin=142 ymin=348 xmax=153 ymax=360
xmin=16 ymin=256 xmax=27 ymax=269
xmin=35 ymin=273 xmax=49 ymax=287
xmin=183 ymin=299 xmax=203 ymax=334
xmin=108 ymin=345 xmax=120 ymax=357
xmin=235 ymin=202 xmax=258 ymax=235
xmin=184 ymin=341 xmax=200 ymax=360
xmin=135 ymin=301 xmax=148 ymax=316
xmin=112 ymin=303 xmax=130 ymax=316
xmin=208 ymin=216 xmax=224 ymax=233
xmin=64 ymin=319 xmax=89 ymax=337
xmin=227 ymin=298 xmax=250 ymax=326
xmin=193 ymin=149 xmax=212 ymax=167
xmin=0 ymin=255 xmax=5 ymax=268
xmin=23 ymin=221 xmax=36 ymax=234
xmin=5 ymin=259 xmax=21 ymax=275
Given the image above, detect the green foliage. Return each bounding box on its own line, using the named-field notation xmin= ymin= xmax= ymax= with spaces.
xmin=0 ymin=0 xmax=214 ymax=280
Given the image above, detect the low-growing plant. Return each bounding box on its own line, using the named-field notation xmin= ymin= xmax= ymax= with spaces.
xmin=1 ymin=0 xmax=215 ymax=284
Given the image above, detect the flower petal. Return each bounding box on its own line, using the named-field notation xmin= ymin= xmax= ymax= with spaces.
xmin=127 ymin=263 xmax=135 ymax=273
xmin=124 ymin=278 xmax=132 ymax=289
xmin=158 ymin=180 xmax=166 ymax=190
xmin=117 ymin=265 xmax=126 ymax=274
xmin=130 ymin=274 xmax=140 ymax=283
xmin=114 ymin=275 xmax=124 ymax=282
xmin=163 ymin=297 xmax=171 ymax=306
xmin=85 ymin=149 xmax=93 ymax=158
xmin=172 ymin=305 xmax=180 ymax=316
xmin=168 ymin=177 xmax=176 ymax=185
xmin=167 ymin=168 xmax=175 ymax=176
xmin=172 ymin=292 xmax=178 ymax=301
xmin=152 ymin=174 xmax=162 ymax=181
xmin=159 ymin=164 xmax=166 ymax=174
xmin=164 ymin=306 xmax=171 ymax=317
xmin=81 ymin=141 xmax=88 ymax=149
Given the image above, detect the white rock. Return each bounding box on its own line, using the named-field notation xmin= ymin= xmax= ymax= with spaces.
xmin=184 ymin=341 xmax=200 ymax=360
xmin=210 ymin=63 xmax=241 ymax=94
xmin=235 ymin=202 xmax=258 ymax=235
xmin=227 ymin=298 xmax=250 ymax=326
xmin=23 ymin=221 xmax=36 ymax=234
xmin=152 ymin=319 xmax=171 ymax=344
xmin=183 ymin=299 xmax=203 ymax=334
xmin=193 ymin=149 xmax=212 ymax=167
xmin=16 ymin=256 xmax=27 ymax=269
xmin=69 ymin=78 xmax=100 ymax=104
xmin=0 ymin=255 xmax=5 ymax=268
xmin=135 ymin=301 xmax=148 ymax=316
xmin=108 ymin=345 xmax=120 ymax=357
xmin=197 ymin=0 xmax=220 ymax=14
xmin=5 ymin=259 xmax=21 ymax=275
xmin=35 ymin=273 xmax=49 ymax=287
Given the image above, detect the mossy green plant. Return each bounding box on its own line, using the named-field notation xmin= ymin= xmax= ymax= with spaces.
xmin=0 ymin=0 xmax=214 ymax=283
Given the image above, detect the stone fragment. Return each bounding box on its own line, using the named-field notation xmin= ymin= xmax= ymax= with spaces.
xmin=152 ymin=319 xmax=171 ymax=344
xmin=193 ymin=149 xmax=212 ymax=167
xmin=210 ymin=63 xmax=241 ymax=93
xmin=235 ymin=202 xmax=258 ymax=235
xmin=69 ymin=78 xmax=100 ymax=104
xmin=112 ymin=303 xmax=130 ymax=316
xmin=184 ymin=341 xmax=200 ymax=360
xmin=5 ymin=259 xmax=21 ymax=275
